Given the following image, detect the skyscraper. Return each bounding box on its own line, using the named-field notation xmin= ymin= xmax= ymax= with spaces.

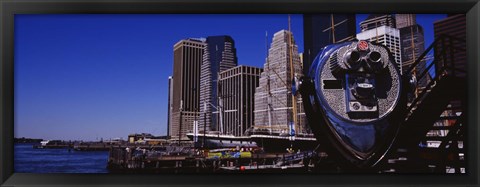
xmin=303 ymin=14 xmax=356 ymax=73
xmin=199 ymin=36 xmax=238 ymax=132
xmin=359 ymin=14 xmax=396 ymax=31
xmin=170 ymin=38 xmax=206 ymax=140
xmin=395 ymin=14 xmax=416 ymax=29
xmin=357 ymin=14 xmax=402 ymax=72
xmin=399 ymin=22 xmax=426 ymax=86
xmin=218 ymin=65 xmax=262 ymax=136
xmin=434 ymin=14 xmax=466 ymax=77
xmin=253 ymin=30 xmax=307 ymax=135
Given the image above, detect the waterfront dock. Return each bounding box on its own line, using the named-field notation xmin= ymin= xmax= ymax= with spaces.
xmin=107 ymin=146 xmax=317 ymax=173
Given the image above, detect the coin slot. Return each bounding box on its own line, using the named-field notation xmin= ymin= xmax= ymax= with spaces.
xmin=323 ymin=79 xmax=343 ymax=89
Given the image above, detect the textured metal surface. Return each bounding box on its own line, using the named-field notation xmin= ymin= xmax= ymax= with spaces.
xmin=306 ymin=40 xmax=404 ymax=161
xmin=318 ymin=42 xmax=401 ymax=123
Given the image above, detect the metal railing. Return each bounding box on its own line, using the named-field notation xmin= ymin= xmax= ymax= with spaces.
xmin=405 ymin=34 xmax=466 ymax=116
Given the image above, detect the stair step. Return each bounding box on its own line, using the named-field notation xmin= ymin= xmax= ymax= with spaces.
xmin=429 ymin=126 xmax=456 ymax=130
xmin=438 ymin=116 xmax=461 ymax=120
xmin=423 ymin=136 xmax=463 ymax=141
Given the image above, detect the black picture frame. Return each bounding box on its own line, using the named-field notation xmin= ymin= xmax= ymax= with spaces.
xmin=1 ymin=0 xmax=479 ymax=186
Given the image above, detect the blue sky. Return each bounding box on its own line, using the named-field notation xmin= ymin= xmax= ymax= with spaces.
xmin=14 ymin=14 xmax=445 ymax=141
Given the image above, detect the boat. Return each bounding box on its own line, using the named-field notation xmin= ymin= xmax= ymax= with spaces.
xmin=186 ymin=131 xmax=318 ymax=153
xmin=186 ymin=133 xmax=257 ymax=149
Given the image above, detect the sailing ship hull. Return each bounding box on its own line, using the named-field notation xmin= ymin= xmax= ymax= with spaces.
xmin=187 ymin=133 xmax=257 ymax=149
xmin=250 ymin=134 xmax=318 ymax=153
xmin=187 ymin=133 xmax=318 ymax=153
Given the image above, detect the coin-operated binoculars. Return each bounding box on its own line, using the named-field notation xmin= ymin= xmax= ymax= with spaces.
xmin=292 ymin=41 xmax=410 ymax=168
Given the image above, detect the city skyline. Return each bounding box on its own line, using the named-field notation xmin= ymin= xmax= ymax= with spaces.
xmin=15 ymin=14 xmax=304 ymax=141
xmin=14 ymin=14 xmax=445 ymax=141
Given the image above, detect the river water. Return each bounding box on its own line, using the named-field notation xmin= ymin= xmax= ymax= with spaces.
xmin=14 ymin=143 xmax=109 ymax=173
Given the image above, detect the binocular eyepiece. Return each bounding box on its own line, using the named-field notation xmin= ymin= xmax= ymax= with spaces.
xmin=343 ymin=49 xmax=385 ymax=72
xmin=368 ymin=51 xmax=382 ymax=63
xmin=346 ymin=51 xmax=361 ymax=65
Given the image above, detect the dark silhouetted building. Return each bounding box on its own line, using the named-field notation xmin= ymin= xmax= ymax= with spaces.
xmin=399 ymin=24 xmax=426 ymax=84
xmin=303 ymin=14 xmax=356 ymax=73
xmin=199 ymin=36 xmax=238 ymax=133
xmin=396 ymin=14 xmax=427 ymax=86
xmin=434 ymin=14 xmax=466 ymax=77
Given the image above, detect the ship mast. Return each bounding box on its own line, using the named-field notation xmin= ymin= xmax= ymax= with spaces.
xmin=266 ymin=31 xmax=273 ymax=134
xmin=330 ymin=14 xmax=336 ymax=43
xmin=288 ymin=15 xmax=299 ymax=135
xmin=322 ymin=14 xmax=353 ymax=43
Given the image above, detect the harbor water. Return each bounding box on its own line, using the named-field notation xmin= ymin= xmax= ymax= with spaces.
xmin=14 ymin=143 xmax=109 ymax=173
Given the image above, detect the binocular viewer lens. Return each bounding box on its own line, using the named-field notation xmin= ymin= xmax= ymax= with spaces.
xmin=368 ymin=51 xmax=382 ymax=63
xmin=346 ymin=51 xmax=361 ymax=65
xmin=343 ymin=50 xmax=385 ymax=72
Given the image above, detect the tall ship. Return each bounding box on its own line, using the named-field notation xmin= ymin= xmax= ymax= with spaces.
xmin=249 ymin=19 xmax=317 ymax=152
xmin=188 ymin=18 xmax=319 ymax=153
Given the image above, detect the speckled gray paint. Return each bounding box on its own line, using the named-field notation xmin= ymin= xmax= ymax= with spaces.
xmin=318 ymin=42 xmax=401 ymax=123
